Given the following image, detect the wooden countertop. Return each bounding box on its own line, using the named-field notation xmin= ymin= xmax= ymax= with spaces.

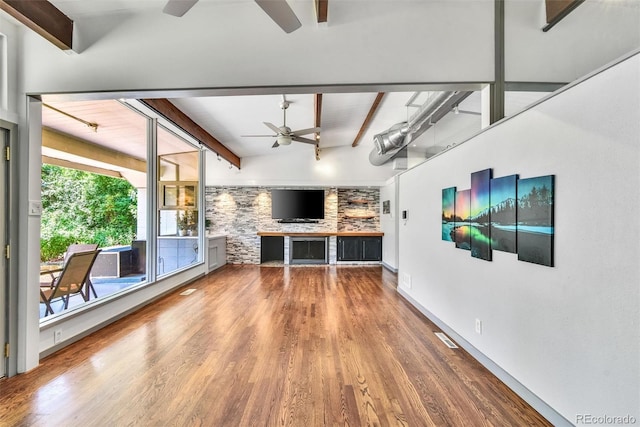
xmin=257 ymin=231 xmax=383 ymax=237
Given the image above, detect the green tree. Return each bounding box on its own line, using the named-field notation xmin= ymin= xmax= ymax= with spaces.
xmin=40 ymin=165 xmax=137 ymax=261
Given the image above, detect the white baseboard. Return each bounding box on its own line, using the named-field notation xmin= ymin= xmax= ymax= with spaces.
xmin=397 ymin=288 xmax=572 ymax=427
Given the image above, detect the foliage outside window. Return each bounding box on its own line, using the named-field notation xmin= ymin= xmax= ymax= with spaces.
xmin=40 ymin=165 xmax=137 ymax=262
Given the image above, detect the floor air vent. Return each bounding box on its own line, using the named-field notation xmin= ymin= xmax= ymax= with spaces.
xmin=434 ymin=332 xmax=458 ymax=349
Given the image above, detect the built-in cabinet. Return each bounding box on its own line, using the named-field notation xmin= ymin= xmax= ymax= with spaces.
xmin=337 ymin=236 xmax=382 ymax=261
xmin=207 ymin=234 xmax=227 ymax=273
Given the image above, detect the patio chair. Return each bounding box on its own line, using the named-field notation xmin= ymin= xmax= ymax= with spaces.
xmin=40 ymin=250 xmax=101 ymax=317
xmin=64 ymin=243 xmax=99 ymax=298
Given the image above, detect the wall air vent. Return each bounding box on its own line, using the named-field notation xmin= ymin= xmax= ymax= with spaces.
xmin=434 ymin=332 xmax=459 ymax=349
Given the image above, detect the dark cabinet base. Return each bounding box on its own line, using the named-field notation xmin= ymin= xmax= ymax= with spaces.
xmin=337 ymin=236 xmax=382 ymax=262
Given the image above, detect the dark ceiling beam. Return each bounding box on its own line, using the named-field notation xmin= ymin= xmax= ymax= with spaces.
xmin=314 ymin=94 xmax=322 ymax=160
xmin=490 ymin=0 xmax=505 ymax=124
xmin=351 ymin=92 xmax=385 ymax=148
xmin=315 ymin=0 xmax=328 ymax=23
xmin=543 ymin=0 xmax=585 ymax=32
xmin=0 ymin=0 xmax=73 ymax=50
xmin=314 ymin=93 xmax=322 ymax=139
xmin=140 ymin=98 xmax=241 ymax=169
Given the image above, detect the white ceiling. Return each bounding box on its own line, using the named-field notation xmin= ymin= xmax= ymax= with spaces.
xmin=32 ymin=0 xmax=489 ymax=168
xmin=32 ymin=0 xmax=632 ymax=176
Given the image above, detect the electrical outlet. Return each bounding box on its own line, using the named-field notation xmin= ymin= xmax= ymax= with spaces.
xmin=475 ymin=319 xmax=482 ymax=335
xmin=54 ymin=329 xmax=62 ymax=344
xmin=403 ymin=273 xmax=412 ymax=289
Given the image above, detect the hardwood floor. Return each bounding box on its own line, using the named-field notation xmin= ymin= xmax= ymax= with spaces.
xmin=0 ymin=266 xmax=551 ymax=426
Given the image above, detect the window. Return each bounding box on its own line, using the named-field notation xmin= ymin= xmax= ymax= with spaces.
xmin=156 ymin=127 xmax=201 ymax=276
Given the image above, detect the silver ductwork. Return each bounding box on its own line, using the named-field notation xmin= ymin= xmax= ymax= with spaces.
xmin=369 ymin=91 xmax=472 ymax=166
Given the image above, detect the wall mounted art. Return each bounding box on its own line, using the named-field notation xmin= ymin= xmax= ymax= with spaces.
xmin=442 ymin=187 xmax=456 ymax=242
xmin=383 ymin=200 xmax=390 ymax=214
xmin=454 ymin=189 xmax=471 ymax=250
xmin=442 ymin=170 xmax=554 ymax=267
xmin=490 ymin=174 xmax=518 ymax=253
xmin=517 ymin=175 xmax=554 ymax=267
xmin=470 ymin=169 xmax=492 ymax=260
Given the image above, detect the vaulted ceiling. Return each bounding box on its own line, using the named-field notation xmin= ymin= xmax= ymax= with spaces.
xmin=3 ymin=0 xmax=636 ymax=180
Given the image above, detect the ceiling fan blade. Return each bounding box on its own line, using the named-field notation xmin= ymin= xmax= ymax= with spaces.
xmin=263 ymin=122 xmax=282 ymax=134
xmin=163 ymin=0 xmax=199 ymax=17
xmin=291 ymin=135 xmax=317 ymax=145
xmin=272 ymin=141 xmax=280 ymax=148
xmin=241 ymin=134 xmax=277 ymax=138
xmin=255 ymin=0 xmax=302 ymax=33
xmin=292 ymin=127 xmax=321 ymax=136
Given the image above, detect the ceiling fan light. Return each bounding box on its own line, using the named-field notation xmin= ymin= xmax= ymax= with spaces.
xmin=278 ymin=135 xmax=292 ymax=145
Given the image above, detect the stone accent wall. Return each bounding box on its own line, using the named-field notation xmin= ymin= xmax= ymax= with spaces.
xmin=337 ymin=188 xmax=380 ymax=232
xmin=205 ymin=186 xmax=379 ymax=264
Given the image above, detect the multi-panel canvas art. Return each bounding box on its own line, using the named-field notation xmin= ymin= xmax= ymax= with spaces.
xmin=470 ymin=169 xmax=492 ymax=260
xmin=490 ymin=175 xmax=518 ymax=253
xmin=442 ymin=170 xmax=554 ymax=267
xmin=442 ymin=187 xmax=456 ymax=242
xmin=454 ymin=189 xmax=471 ymax=250
xmin=517 ymin=175 xmax=554 ymax=267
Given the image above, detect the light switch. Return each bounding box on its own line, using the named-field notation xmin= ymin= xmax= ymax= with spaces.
xmin=29 ymin=200 xmax=42 ymax=216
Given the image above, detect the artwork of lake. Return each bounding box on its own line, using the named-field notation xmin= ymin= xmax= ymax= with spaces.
xmin=490 ymin=174 xmax=518 ymax=253
xmin=454 ymin=189 xmax=471 ymax=250
xmin=441 ymin=170 xmax=554 ymax=268
xmin=470 ymin=169 xmax=492 ymax=260
xmin=517 ymin=175 xmax=554 ymax=267
xmin=442 ymin=187 xmax=456 ymax=242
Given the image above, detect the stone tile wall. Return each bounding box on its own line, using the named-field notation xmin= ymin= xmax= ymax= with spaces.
xmin=205 ymin=186 xmax=380 ymax=264
xmin=337 ymin=188 xmax=380 ymax=232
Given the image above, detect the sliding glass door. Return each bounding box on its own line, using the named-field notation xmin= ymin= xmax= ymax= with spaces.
xmin=156 ymin=126 xmax=200 ymax=276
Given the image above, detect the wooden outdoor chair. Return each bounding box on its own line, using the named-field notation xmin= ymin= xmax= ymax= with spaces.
xmin=40 ymin=250 xmax=101 ymax=317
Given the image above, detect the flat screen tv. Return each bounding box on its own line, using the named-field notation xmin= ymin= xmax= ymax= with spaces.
xmin=271 ymin=189 xmax=325 ymax=220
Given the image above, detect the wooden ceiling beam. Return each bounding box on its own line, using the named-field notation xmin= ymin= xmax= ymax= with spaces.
xmin=543 ymin=0 xmax=585 ymax=32
xmin=315 ymin=0 xmax=328 ymax=23
xmin=314 ymin=94 xmax=323 ymax=161
xmin=42 ymin=128 xmax=147 ymax=173
xmin=0 ymin=0 xmax=73 ymax=50
xmin=314 ymin=93 xmax=322 ymax=139
xmin=140 ymin=98 xmax=241 ymax=169
xmin=351 ymin=92 xmax=385 ymax=148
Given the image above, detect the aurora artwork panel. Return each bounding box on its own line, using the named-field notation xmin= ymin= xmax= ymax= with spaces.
xmin=453 ymin=189 xmax=471 ymax=250
xmin=441 ymin=187 xmax=456 ymax=242
xmin=517 ymin=175 xmax=554 ymax=267
xmin=490 ymin=174 xmax=518 ymax=253
xmin=470 ymin=169 xmax=492 ymax=260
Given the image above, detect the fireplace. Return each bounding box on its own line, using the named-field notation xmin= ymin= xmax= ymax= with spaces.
xmin=289 ymin=237 xmax=328 ymax=264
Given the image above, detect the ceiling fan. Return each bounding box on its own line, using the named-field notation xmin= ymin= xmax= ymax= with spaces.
xmin=162 ymin=0 xmax=302 ymax=33
xmin=242 ymin=98 xmax=320 ymax=148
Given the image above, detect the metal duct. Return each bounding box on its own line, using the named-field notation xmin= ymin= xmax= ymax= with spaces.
xmin=369 ymin=91 xmax=472 ymax=166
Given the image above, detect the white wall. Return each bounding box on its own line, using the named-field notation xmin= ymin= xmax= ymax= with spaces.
xmin=397 ymin=52 xmax=640 ymax=424
xmin=0 ymin=16 xmax=19 ymax=123
xmin=206 ymin=143 xmax=394 ymax=187
xmin=379 ymin=177 xmax=398 ymax=271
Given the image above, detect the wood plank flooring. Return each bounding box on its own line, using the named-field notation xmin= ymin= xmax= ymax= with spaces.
xmin=0 ymin=266 xmax=551 ymax=426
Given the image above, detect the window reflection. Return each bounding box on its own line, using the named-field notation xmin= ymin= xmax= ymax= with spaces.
xmin=157 ymin=127 xmax=201 ymax=276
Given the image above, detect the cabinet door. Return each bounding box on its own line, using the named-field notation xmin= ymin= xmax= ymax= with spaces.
xmin=361 ymin=237 xmax=382 ymax=261
xmin=338 ymin=237 xmax=360 ymax=261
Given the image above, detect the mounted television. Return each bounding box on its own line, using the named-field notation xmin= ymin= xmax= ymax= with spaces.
xmin=271 ymin=189 xmax=325 ymax=221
